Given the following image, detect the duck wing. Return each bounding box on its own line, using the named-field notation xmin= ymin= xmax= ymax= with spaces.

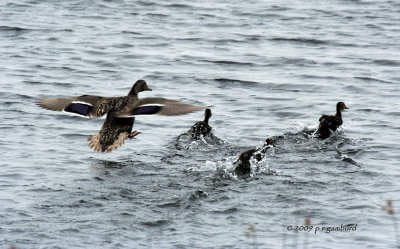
xmin=319 ymin=114 xmax=329 ymax=122
xmin=319 ymin=115 xmax=341 ymax=131
xmin=318 ymin=114 xmax=342 ymax=139
xmin=37 ymin=95 xmax=119 ymax=118
xmin=116 ymin=97 xmax=204 ymax=117
xmin=88 ymin=112 xmax=135 ymax=152
xmin=234 ymin=148 xmax=258 ymax=175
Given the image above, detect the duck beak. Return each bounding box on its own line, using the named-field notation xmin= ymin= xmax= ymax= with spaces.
xmin=145 ymin=86 xmax=152 ymax=91
xmin=344 ymin=105 xmax=349 ymax=109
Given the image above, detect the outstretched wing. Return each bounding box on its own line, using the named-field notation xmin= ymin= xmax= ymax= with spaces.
xmin=37 ymin=95 xmax=111 ymax=118
xmin=117 ymin=97 xmax=204 ymax=117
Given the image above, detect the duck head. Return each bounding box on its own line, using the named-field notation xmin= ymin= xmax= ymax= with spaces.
xmin=128 ymin=79 xmax=152 ymax=96
xmin=336 ymin=102 xmax=349 ymax=112
xmin=204 ymin=108 xmax=212 ymax=123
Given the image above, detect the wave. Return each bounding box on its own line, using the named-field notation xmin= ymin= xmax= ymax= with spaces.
xmin=270 ymin=37 xmax=360 ymax=47
xmin=213 ymin=78 xmax=260 ymax=87
xmin=201 ymin=60 xmax=256 ymax=66
xmin=0 ymin=25 xmax=32 ymax=32
xmin=354 ymin=76 xmax=393 ymax=84
xmin=270 ymin=37 xmax=329 ymax=45
xmin=373 ymin=59 xmax=400 ymax=66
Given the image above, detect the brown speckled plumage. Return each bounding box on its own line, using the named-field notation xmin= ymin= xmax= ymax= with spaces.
xmin=188 ymin=108 xmax=212 ymax=139
xmin=87 ymin=111 xmax=136 ymax=152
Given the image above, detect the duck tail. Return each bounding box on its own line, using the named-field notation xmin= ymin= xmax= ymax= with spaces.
xmin=88 ymin=132 xmax=129 ymax=152
xmin=107 ymin=133 xmax=129 ymax=152
xmin=88 ymin=133 xmax=102 ymax=152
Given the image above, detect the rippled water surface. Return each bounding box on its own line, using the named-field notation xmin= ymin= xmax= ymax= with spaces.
xmin=1 ymin=0 xmax=400 ymax=248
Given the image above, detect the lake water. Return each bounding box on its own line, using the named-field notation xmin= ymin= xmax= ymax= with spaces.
xmin=1 ymin=0 xmax=400 ymax=248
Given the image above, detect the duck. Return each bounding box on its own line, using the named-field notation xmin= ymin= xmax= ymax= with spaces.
xmin=37 ymin=80 xmax=204 ymax=152
xmin=317 ymin=102 xmax=349 ymax=139
xmin=234 ymin=138 xmax=275 ymax=176
xmin=188 ymin=108 xmax=212 ymax=140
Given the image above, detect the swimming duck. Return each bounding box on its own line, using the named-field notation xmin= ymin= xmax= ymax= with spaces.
xmin=188 ymin=108 xmax=212 ymax=140
xmin=317 ymin=102 xmax=349 ymax=139
xmin=38 ymin=80 xmax=204 ymax=152
xmin=234 ymin=138 xmax=275 ymax=176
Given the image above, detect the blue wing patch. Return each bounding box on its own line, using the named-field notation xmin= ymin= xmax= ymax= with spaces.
xmin=64 ymin=103 xmax=90 ymax=116
xmin=132 ymin=105 xmax=162 ymax=115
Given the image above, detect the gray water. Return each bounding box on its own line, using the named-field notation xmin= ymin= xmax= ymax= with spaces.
xmin=1 ymin=0 xmax=400 ymax=248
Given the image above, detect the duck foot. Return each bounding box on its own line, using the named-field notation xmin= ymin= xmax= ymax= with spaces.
xmin=128 ymin=130 xmax=141 ymax=139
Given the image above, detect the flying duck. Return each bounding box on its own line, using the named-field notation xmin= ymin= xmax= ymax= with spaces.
xmin=234 ymin=138 xmax=275 ymax=176
xmin=188 ymin=108 xmax=212 ymax=140
xmin=37 ymin=80 xmax=204 ymax=152
xmin=317 ymin=102 xmax=349 ymax=139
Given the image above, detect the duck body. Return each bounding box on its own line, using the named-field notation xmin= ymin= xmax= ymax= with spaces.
xmin=188 ymin=108 xmax=212 ymax=140
xmin=38 ymin=80 xmax=204 ymax=152
xmin=86 ymin=94 xmax=141 ymax=152
xmin=234 ymin=148 xmax=258 ymax=175
xmin=317 ymin=102 xmax=348 ymax=139
xmin=88 ymin=111 xmax=136 ymax=152
xmin=234 ymin=139 xmax=275 ymax=176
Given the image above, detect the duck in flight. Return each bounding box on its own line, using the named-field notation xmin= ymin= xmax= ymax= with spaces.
xmin=317 ymin=102 xmax=349 ymax=139
xmin=37 ymin=80 xmax=204 ymax=152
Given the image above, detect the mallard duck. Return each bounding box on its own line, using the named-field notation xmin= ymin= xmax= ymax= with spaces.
xmin=317 ymin=102 xmax=349 ymax=139
xmin=38 ymin=80 xmax=204 ymax=152
xmin=188 ymin=108 xmax=212 ymax=139
xmin=234 ymin=138 xmax=275 ymax=175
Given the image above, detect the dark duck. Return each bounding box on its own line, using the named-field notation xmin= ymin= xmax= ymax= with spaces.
xmin=317 ymin=102 xmax=349 ymax=139
xmin=234 ymin=138 xmax=275 ymax=176
xmin=38 ymin=80 xmax=204 ymax=152
xmin=188 ymin=108 xmax=212 ymax=139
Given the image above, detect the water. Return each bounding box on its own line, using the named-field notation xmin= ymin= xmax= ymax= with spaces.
xmin=1 ymin=0 xmax=400 ymax=248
